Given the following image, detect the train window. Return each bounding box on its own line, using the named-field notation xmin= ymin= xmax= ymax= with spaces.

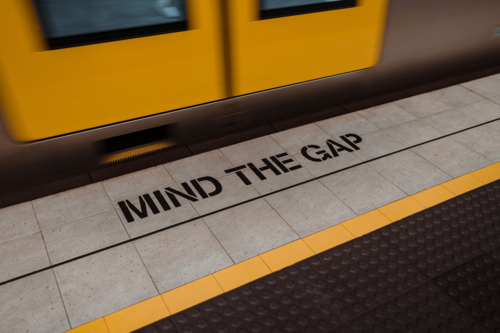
xmin=260 ymin=0 xmax=356 ymax=19
xmin=32 ymin=0 xmax=188 ymax=49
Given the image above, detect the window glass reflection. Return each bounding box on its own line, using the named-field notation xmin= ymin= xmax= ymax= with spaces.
xmin=260 ymin=0 xmax=342 ymax=11
xmin=34 ymin=0 xmax=187 ymax=39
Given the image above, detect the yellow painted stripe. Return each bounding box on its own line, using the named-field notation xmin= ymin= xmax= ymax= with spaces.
xmin=213 ymin=257 xmax=271 ymax=292
xmin=341 ymin=210 xmax=392 ymax=238
xmin=411 ymin=185 xmax=455 ymax=208
xmin=442 ymin=174 xmax=485 ymax=195
xmin=378 ymin=197 xmax=425 ymax=222
xmin=260 ymin=240 xmax=315 ymax=272
xmin=162 ymin=275 xmax=223 ymax=315
xmin=66 ymin=318 xmax=109 ymax=333
xmin=71 ymin=161 xmax=500 ymax=333
xmin=104 ymin=296 xmax=169 ymax=333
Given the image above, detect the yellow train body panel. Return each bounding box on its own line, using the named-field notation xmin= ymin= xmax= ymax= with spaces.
xmin=0 ymin=0 xmax=225 ymax=141
xmin=228 ymin=0 xmax=389 ymax=96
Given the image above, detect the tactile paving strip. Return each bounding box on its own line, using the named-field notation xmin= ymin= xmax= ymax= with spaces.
xmin=378 ymin=183 xmax=500 ymax=279
xmin=336 ymin=282 xmax=488 ymax=333
xmin=434 ymin=255 xmax=500 ymax=332
xmin=318 ymin=232 xmax=426 ymax=310
xmin=136 ymin=180 xmax=500 ymax=333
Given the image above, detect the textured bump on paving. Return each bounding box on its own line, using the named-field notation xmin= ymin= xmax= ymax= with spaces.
xmin=136 ymin=180 xmax=500 ymax=333
xmin=378 ymin=183 xmax=500 ymax=279
xmin=318 ymin=232 xmax=426 ymax=310
xmin=251 ymin=256 xmax=349 ymax=332
xmin=434 ymin=254 xmax=500 ymax=333
xmin=336 ymin=282 xmax=488 ymax=333
xmin=173 ymin=285 xmax=280 ymax=333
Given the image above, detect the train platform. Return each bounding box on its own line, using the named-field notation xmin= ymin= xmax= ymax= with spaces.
xmin=2 ymin=74 xmax=500 ymax=333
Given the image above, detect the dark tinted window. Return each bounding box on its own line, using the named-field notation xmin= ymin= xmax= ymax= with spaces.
xmin=33 ymin=0 xmax=187 ymax=49
xmin=260 ymin=0 xmax=356 ymax=19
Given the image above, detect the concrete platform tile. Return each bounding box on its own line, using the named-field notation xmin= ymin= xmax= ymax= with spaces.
xmin=412 ymin=137 xmax=492 ymax=177
xmin=315 ymin=112 xmax=378 ymax=137
xmin=368 ymin=150 xmax=452 ymax=195
xmin=490 ymin=94 xmax=500 ymax=105
xmin=43 ymin=210 xmax=129 ymax=264
xmin=357 ymin=102 xmax=416 ymax=129
xmin=383 ymin=118 xmax=443 ymax=147
xmin=134 ymin=220 xmax=233 ymax=293
xmin=451 ymin=125 xmax=500 ymax=163
xmin=293 ymin=146 xmax=362 ymax=177
xmin=394 ymin=93 xmax=452 ymax=118
xmin=0 ymin=202 xmax=39 ymax=244
xmin=219 ymin=136 xmax=285 ymax=166
xmin=265 ymin=180 xmax=356 ymax=237
xmin=351 ymin=130 xmax=405 ymax=161
xmin=0 ymin=270 xmax=70 ymax=333
xmin=102 ymin=166 xmax=176 ymax=206
xmin=461 ymin=77 xmax=500 ymax=98
xmin=54 ymin=243 xmax=158 ymax=328
xmin=203 ymin=199 xmax=299 ymax=263
xmin=190 ymin=173 xmax=259 ymax=216
xmin=250 ymin=161 xmax=314 ymax=195
xmin=428 ymin=85 xmax=484 ymax=108
xmin=33 ymin=183 xmax=113 ymax=230
xmin=421 ymin=109 xmax=480 ymax=134
xmin=455 ymin=99 xmax=500 ymax=123
xmin=0 ymin=232 xmax=50 ymax=282
xmin=270 ymin=123 xmax=332 ymax=155
xmin=165 ymin=150 xmax=234 ymax=184
xmin=319 ymin=164 xmax=406 ymax=215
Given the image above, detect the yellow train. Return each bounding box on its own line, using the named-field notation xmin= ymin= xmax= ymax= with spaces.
xmin=0 ymin=0 xmax=499 ymax=188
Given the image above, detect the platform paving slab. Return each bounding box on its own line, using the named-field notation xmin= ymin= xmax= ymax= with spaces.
xmin=412 ymin=137 xmax=492 ymax=177
xmin=264 ymin=180 xmax=356 ymax=237
xmin=319 ymin=164 xmax=407 ymax=215
xmin=452 ymin=125 xmax=500 ymax=163
xmin=428 ymin=84 xmax=484 ymax=107
xmin=368 ymin=150 xmax=452 ymax=195
xmin=133 ymin=220 xmax=234 ymax=293
xmin=381 ymin=118 xmax=444 ymax=147
xmin=315 ymin=112 xmax=379 ymax=137
xmin=0 ymin=202 xmax=39 ymax=244
xmin=0 ymin=232 xmax=49 ymax=282
xmin=270 ymin=123 xmax=333 ymax=156
xmin=42 ymin=210 xmax=129 ymax=264
xmin=394 ymin=93 xmax=452 ymax=118
xmin=32 ymin=183 xmax=114 ymax=230
xmin=350 ymin=130 xmax=405 ymax=161
xmin=219 ymin=135 xmax=285 ymax=166
xmin=357 ymin=102 xmax=416 ymax=129
xmin=202 ymin=199 xmax=299 ymax=263
xmin=165 ymin=149 xmax=234 ymax=185
xmin=422 ymin=108 xmax=481 ymax=134
xmin=461 ymin=77 xmax=500 ymax=99
xmin=456 ymin=99 xmax=500 ymax=123
xmin=0 ymin=270 xmax=70 ymax=333
xmin=53 ymin=243 xmax=158 ymax=328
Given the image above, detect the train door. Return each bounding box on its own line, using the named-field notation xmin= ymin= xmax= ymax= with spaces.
xmin=0 ymin=0 xmax=225 ymax=141
xmin=225 ymin=0 xmax=390 ymax=96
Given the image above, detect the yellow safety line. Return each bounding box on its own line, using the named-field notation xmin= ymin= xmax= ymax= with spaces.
xmin=67 ymin=162 xmax=500 ymax=333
